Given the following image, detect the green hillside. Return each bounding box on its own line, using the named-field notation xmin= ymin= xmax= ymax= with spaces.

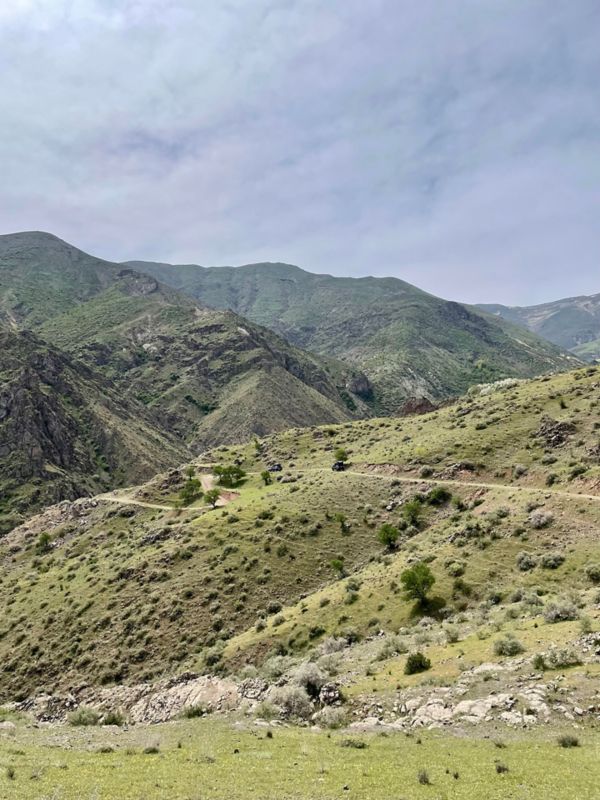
xmin=2 ymin=365 xmax=599 ymax=700
xmin=132 ymin=259 xmax=578 ymax=411
xmin=480 ymin=293 xmax=600 ymax=361
xmin=0 ymin=234 xmax=372 ymax=495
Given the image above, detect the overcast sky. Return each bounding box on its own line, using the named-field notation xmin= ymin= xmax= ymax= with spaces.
xmin=1 ymin=1 xmax=599 ymax=304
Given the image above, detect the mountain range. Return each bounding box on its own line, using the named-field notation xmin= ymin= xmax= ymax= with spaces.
xmin=0 ymin=230 xmax=583 ymax=531
xmin=479 ymin=294 xmax=600 ymax=362
xmin=132 ymin=258 xmax=577 ymax=412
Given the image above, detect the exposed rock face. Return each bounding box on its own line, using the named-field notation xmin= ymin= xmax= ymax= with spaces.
xmin=0 ymin=329 xmax=186 ymax=533
xmin=398 ymin=397 xmax=437 ymax=416
xmin=535 ymin=416 xmax=576 ymax=447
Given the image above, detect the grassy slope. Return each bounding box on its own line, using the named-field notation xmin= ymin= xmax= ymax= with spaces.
xmin=132 ymin=259 xmax=578 ymax=411
xmin=1 ymin=366 xmax=599 ymax=700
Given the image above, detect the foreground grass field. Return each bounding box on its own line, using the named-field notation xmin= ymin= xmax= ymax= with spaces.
xmin=1 ymin=717 xmax=598 ymax=800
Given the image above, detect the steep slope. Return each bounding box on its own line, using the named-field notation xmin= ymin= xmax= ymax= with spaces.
xmin=480 ymin=293 xmax=600 ymax=361
xmin=130 ymin=259 xmax=578 ymax=411
xmin=0 ymin=233 xmax=372 ymax=452
xmin=1 ymin=364 xmax=599 ymax=699
xmin=0 ymin=328 xmax=188 ymax=534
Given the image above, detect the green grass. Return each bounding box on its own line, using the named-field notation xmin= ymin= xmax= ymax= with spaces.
xmin=0 ymin=717 xmax=598 ymax=799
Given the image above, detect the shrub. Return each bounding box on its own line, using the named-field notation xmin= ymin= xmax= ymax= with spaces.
xmin=68 ymin=707 xmax=100 ymax=727
xmin=35 ymin=532 xmax=52 ymax=555
xmin=585 ymin=564 xmax=600 ymax=584
xmin=418 ymin=769 xmax=431 ymax=785
xmin=314 ymin=706 xmax=348 ymax=729
xmin=528 ymin=511 xmax=554 ymax=529
xmin=544 ymin=602 xmax=579 ymax=624
xmin=516 ymin=552 xmax=537 ymax=571
xmin=254 ymin=701 xmax=279 ymax=720
xmin=426 ymin=486 xmax=452 ymax=505
xmin=334 ymin=448 xmax=349 ymax=463
xmin=376 ymin=635 xmax=408 ymax=661
xmin=183 ymin=705 xmax=207 ymax=719
xmin=340 ymin=738 xmax=368 ymax=749
xmin=292 ymin=662 xmax=326 ymax=698
xmin=558 ymin=735 xmax=579 ymax=748
xmin=495 ymin=763 xmax=509 ymax=774
xmin=493 ymin=635 xmax=525 ymax=657
xmin=540 ymin=553 xmax=565 ymax=570
xmin=270 ymin=685 xmax=313 ymax=719
xmin=543 ymin=647 xmax=581 ymax=669
xmin=404 ymin=652 xmax=431 ymax=675
xmin=102 ymin=710 xmax=125 ymax=726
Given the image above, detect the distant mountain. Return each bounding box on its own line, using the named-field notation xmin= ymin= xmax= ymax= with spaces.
xmin=0 ymin=327 xmax=187 ymax=533
xmin=479 ymin=294 xmax=600 ymax=362
xmin=130 ymin=258 xmax=578 ymax=411
xmin=0 ymin=233 xmax=371 ymax=451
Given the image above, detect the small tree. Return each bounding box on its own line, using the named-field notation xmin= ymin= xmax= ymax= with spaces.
xmin=213 ymin=464 xmax=246 ymax=487
xmin=260 ymin=470 xmax=272 ymax=486
xmin=204 ymin=488 xmax=221 ymax=508
xmin=35 ymin=531 xmax=52 ymax=555
xmin=180 ymin=475 xmax=202 ymax=506
xmin=402 ymin=497 xmax=423 ymax=527
xmin=334 ymin=448 xmax=348 ymax=463
xmin=401 ymin=562 xmax=435 ymax=605
xmin=377 ymin=523 xmax=399 ymax=550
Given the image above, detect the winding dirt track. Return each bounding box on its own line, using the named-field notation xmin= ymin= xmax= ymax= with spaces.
xmin=96 ymin=465 xmax=600 ymax=515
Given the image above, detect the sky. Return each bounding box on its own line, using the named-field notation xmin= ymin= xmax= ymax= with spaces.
xmin=0 ymin=0 xmax=599 ymax=305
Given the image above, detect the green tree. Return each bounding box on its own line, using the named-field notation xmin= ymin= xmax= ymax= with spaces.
xmin=260 ymin=470 xmax=272 ymax=486
xmin=204 ymin=488 xmax=221 ymax=508
xmin=402 ymin=497 xmax=423 ymax=527
xmin=213 ymin=464 xmax=246 ymax=487
xmin=400 ymin=563 xmax=435 ymax=605
xmin=179 ymin=476 xmax=202 ymax=506
xmin=377 ymin=523 xmax=399 ymax=550
xmin=334 ymin=448 xmax=349 ymax=463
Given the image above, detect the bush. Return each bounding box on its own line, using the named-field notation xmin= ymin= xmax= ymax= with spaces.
xmin=558 ymin=735 xmax=579 ymax=748
xmin=543 ymin=647 xmax=581 ymax=669
xmin=404 ymin=652 xmax=431 ymax=675
xmin=544 ymin=602 xmax=579 ymax=624
xmin=376 ymin=635 xmax=408 ymax=661
xmin=68 ymin=707 xmax=100 ymax=727
xmin=102 ymin=710 xmax=125 ymax=726
xmin=254 ymin=701 xmax=279 ymax=721
xmin=270 ymin=685 xmax=313 ymax=719
xmin=540 ymin=553 xmax=565 ymax=570
xmin=426 ymin=486 xmax=452 ymax=505
xmin=314 ymin=706 xmax=348 ymax=729
xmin=516 ymin=551 xmax=537 ymax=571
xmin=585 ymin=564 xmax=600 ymax=584
xmin=528 ymin=511 xmax=554 ymax=529
xmin=292 ymin=662 xmax=326 ymax=698
xmin=493 ymin=635 xmax=525 ymax=657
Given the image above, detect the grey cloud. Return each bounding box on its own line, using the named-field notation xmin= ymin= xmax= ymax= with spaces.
xmin=0 ymin=0 xmax=599 ymax=303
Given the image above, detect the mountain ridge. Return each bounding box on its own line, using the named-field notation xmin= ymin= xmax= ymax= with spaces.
xmin=128 ymin=255 xmax=578 ymax=410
